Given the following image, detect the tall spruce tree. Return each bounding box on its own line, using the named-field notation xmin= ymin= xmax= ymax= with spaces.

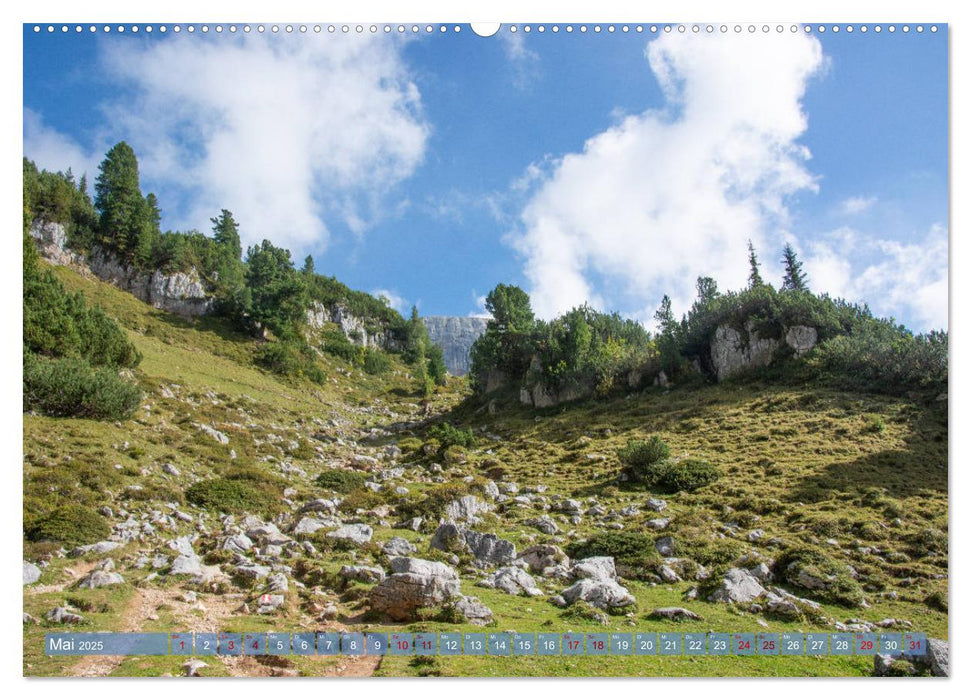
xmin=211 ymin=209 xmax=244 ymax=299
xmin=781 ymin=243 xmax=808 ymax=291
xmin=747 ymin=239 xmax=764 ymax=288
xmin=302 ymin=255 xmax=315 ymax=276
xmin=94 ymin=141 xmax=152 ymax=259
xmin=211 ymin=209 xmax=242 ymax=261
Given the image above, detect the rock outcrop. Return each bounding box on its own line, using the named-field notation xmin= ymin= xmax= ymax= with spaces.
xmin=369 ymin=557 xmax=462 ymax=621
xmin=710 ymin=321 xmax=818 ymax=381
xmin=306 ymin=302 xmax=401 ymax=351
xmin=30 ymin=219 xmax=213 ymax=317
xmin=421 ymin=316 xmax=489 ymax=376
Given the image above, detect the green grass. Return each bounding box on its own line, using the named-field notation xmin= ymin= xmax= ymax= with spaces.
xmin=23 ymin=264 xmax=947 ymax=677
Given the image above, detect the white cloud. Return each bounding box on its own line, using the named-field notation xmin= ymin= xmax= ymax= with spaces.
xmin=25 ymin=34 xmax=428 ymax=255
xmin=371 ymin=289 xmax=409 ymax=314
xmin=803 ymin=224 xmax=948 ymax=331
xmin=467 ymin=293 xmax=492 ymax=319
xmin=23 ymin=108 xmax=103 ymax=181
xmin=499 ymin=30 xmax=540 ymax=89
xmin=840 ymin=195 xmax=877 ymax=215
xmin=509 ymin=32 xmax=825 ymax=321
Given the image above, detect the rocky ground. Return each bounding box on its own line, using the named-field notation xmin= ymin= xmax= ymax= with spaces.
xmin=23 ymin=263 xmax=948 ymax=677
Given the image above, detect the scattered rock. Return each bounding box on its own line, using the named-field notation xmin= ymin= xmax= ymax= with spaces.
xmin=571 ymin=556 xmax=617 ymax=581
xmin=182 ymin=659 xmax=208 ymax=677
xmin=381 ymin=537 xmax=416 ymax=557
xmin=561 ymin=578 xmax=635 ymax=609
xmin=256 ymin=594 xmax=285 ymax=614
xmin=706 ymin=567 xmax=766 ymax=604
xmin=481 ymin=567 xmax=543 ymax=597
xmin=649 ymin=607 xmax=703 ymax=621
xmin=369 ymin=557 xmax=462 ymax=621
xmin=645 ymin=498 xmax=668 ymax=512
xmin=196 ymin=423 xmax=229 ymax=445
xmin=46 ymin=607 xmax=84 ymax=624
xmin=292 ymin=517 xmax=333 ymax=536
xmin=76 ymin=569 xmax=125 ymax=589
xmin=339 ymin=565 xmax=386 ymax=584
xmin=23 ymin=562 xmax=41 ymax=586
xmin=444 ymin=495 xmax=493 ymax=524
xmin=452 ymin=595 xmax=493 ymax=625
xmin=326 ymin=523 xmax=373 ymax=545
xmin=527 ymin=515 xmax=559 ymax=535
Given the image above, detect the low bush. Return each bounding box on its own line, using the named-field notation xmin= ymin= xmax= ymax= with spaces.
xmin=25 ymin=504 xmax=110 ymax=546
xmin=566 ymin=531 xmax=660 ymax=578
xmin=315 ymin=469 xmax=368 ymax=494
xmin=617 ymin=436 xmax=670 ymax=477
xmin=363 ymin=349 xmax=392 ymax=375
xmin=658 ymin=459 xmax=722 ymax=492
xmin=774 ymin=546 xmax=866 ymax=607
xmin=185 ymin=478 xmax=281 ymax=517
xmin=427 ymin=422 xmax=477 ymax=450
xmin=23 ymin=353 xmax=141 ymax=420
xmin=254 ymin=342 xmax=326 ymax=385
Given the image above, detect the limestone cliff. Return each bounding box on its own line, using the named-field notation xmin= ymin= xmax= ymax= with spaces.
xmin=422 ymin=316 xmax=489 ymax=376
xmin=30 ymin=220 xmax=212 ymax=317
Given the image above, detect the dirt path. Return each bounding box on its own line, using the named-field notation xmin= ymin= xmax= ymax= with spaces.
xmin=69 ymin=587 xmax=154 ymax=677
xmin=26 ymin=560 xmax=100 ymax=595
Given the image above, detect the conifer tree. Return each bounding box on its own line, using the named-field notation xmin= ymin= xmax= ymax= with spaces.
xmin=95 ymin=141 xmax=150 ymax=258
xmin=781 ymin=243 xmax=808 ymax=291
xmin=302 ymin=255 xmax=315 ymax=276
xmin=747 ymin=239 xmax=764 ymax=288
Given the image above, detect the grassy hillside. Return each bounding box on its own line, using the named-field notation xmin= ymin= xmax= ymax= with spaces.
xmin=23 ymin=264 xmax=947 ymax=677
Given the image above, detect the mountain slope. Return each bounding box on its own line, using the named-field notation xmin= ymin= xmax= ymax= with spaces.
xmin=23 ymin=263 xmax=947 ymax=678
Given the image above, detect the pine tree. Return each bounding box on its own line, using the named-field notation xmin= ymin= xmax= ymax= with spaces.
xmin=95 ymin=141 xmax=148 ymax=258
xmin=211 ymin=209 xmax=242 ymax=261
xmin=302 ymin=255 xmax=315 ymax=276
xmin=747 ymin=239 xmax=764 ymax=288
xmin=781 ymin=243 xmax=808 ymax=291
xmin=654 ymin=295 xmax=676 ymax=336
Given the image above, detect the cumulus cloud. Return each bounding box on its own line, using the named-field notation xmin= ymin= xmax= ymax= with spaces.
xmin=840 ymin=195 xmax=877 ymax=215
xmin=467 ymin=293 xmax=492 ymax=319
xmin=26 ymin=33 xmax=428 ymax=254
xmin=509 ymin=32 xmax=825 ymax=320
xmin=804 ymin=224 xmax=948 ymax=331
xmin=499 ymin=30 xmax=540 ymax=89
xmin=371 ymin=289 xmax=409 ymax=314
xmin=23 ymin=108 xmax=103 ymax=181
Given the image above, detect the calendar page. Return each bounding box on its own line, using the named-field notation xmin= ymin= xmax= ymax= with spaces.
xmin=21 ymin=16 xmax=948 ymax=681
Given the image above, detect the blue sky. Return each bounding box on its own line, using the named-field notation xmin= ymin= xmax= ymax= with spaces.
xmin=23 ymin=24 xmax=948 ymax=331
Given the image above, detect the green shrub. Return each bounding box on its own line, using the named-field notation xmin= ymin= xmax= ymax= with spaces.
xmin=909 ymin=527 xmax=948 ymax=557
xmin=320 ymin=329 xmax=363 ymax=364
xmin=395 ymin=480 xmax=489 ymax=521
xmin=679 ymin=539 xmax=746 ymax=568
xmin=655 ymin=459 xmax=722 ymax=492
xmin=26 ymin=505 xmax=110 ymax=546
xmin=861 ymin=414 xmax=886 ymax=434
xmin=566 ymin=532 xmax=660 ymax=578
xmin=315 ymin=469 xmax=368 ymax=494
xmin=24 ymin=353 xmax=141 ymax=420
xmin=427 ymin=422 xmax=477 ymax=450
xmin=185 ymin=478 xmax=281 ymax=516
xmin=815 ymin=323 xmax=947 ymax=394
xmin=396 ymin=437 xmax=423 ymax=453
xmin=363 ymin=349 xmax=392 ymax=375
xmin=618 ymin=436 xmax=670 ymax=480
xmin=124 ymin=483 xmax=184 ymax=504
xmin=254 ymin=342 xmax=326 ymax=384
xmin=774 ymin=546 xmax=866 ymax=607
xmin=924 ymin=589 xmax=948 ymax=612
